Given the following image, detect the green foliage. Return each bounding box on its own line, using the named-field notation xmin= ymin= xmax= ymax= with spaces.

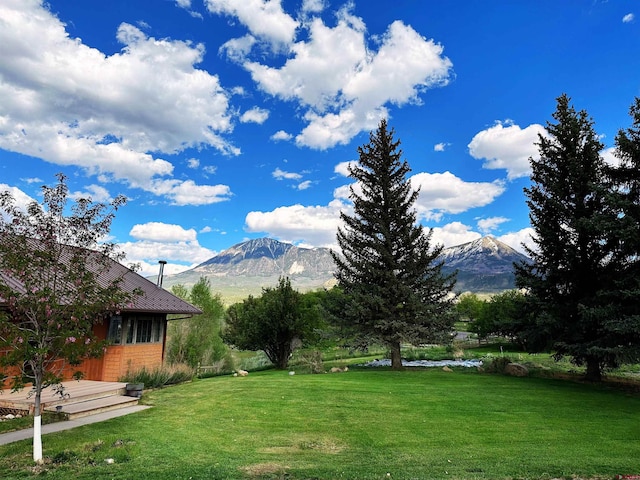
xmin=456 ymin=293 xmax=485 ymax=322
xmin=516 ymin=95 xmax=640 ymax=380
xmin=0 ymin=174 xmax=135 ymax=424
xmin=118 ymin=364 xmax=194 ymax=389
xmin=223 ymin=277 xmax=322 ymax=368
xmin=332 ymin=120 xmax=457 ymax=369
xmin=165 ymin=278 xmax=227 ymax=369
xmin=469 ymin=290 xmax=526 ymax=342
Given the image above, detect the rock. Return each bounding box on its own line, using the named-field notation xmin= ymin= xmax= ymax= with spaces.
xmin=237 ymin=369 xmax=249 ymax=377
xmin=5 ymin=414 xmax=15 ymax=420
xmin=288 ymin=371 xmax=295 ymax=375
xmin=442 ymin=366 xmax=453 ymax=372
xmin=504 ymin=363 xmax=529 ymax=377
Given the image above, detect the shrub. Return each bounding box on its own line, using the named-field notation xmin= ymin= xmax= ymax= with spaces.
xmin=119 ymin=364 xmax=194 ymax=389
xmin=293 ymin=350 xmax=325 ymax=374
xmin=484 ymin=356 xmax=513 ymax=374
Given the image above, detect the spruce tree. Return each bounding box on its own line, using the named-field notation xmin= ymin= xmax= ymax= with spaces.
xmin=599 ymin=97 xmax=640 ymax=367
xmin=332 ymin=119 xmax=456 ymax=369
xmin=515 ymin=94 xmax=616 ymax=381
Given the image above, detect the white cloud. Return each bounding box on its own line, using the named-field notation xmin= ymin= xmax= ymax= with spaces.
xmin=123 ymin=221 xmax=217 ymax=276
xmin=129 ymin=222 xmax=197 ymax=242
xmin=468 ymin=121 xmax=546 ymax=179
xmin=219 ymin=34 xmax=257 ymax=62
xmin=434 ymin=142 xmax=449 ymax=152
xmin=225 ymin=6 xmax=452 ymax=149
xmin=187 ymin=158 xmax=200 ymax=169
xmin=477 ymin=216 xmax=509 ymax=234
xmin=240 ymin=106 xmax=270 ymax=124
xmin=0 ymin=1 xmax=237 ymax=206
xmin=199 ymin=226 xmax=213 ymax=233
xmin=273 ymin=167 xmax=303 ymax=181
xmin=271 ymin=130 xmax=293 ymax=141
xmin=334 ymin=161 xmax=356 ymax=177
xmin=245 ymin=199 xmax=347 ymax=248
xmin=70 ymin=184 xmax=112 ymax=203
xmin=602 ymin=146 xmax=620 ymax=167
xmin=623 ymin=13 xmax=635 ymax=23
xmin=23 ymin=177 xmax=43 ymax=184
xmin=175 ymin=0 xmax=203 ymax=19
xmin=121 ymin=239 xmax=215 ymax=277
xmin=409 ymin=172 xmax=506 ymax=221
xmin=430 ymin=222 xmax=482 ymax=249
xmin=151 ymin=179 xmax=232 ymax=206
xmin=297 ymin=180 xmax=312 ymax=190
xmin=498 ymin=228 xmax=537 ymax=256
xmin=205 ymin=0 xmax=299 ymax=47
xmin=0 ymin=184 xmax=36 ymax=213
xmin=203 ymin=165 xmax=218 ymax=175
xmin=301 ymin=0 xmax=325 ymax=15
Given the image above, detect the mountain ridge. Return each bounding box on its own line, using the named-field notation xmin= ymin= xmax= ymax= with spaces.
xmin=158 ymin=236 xmax=530 ymax=302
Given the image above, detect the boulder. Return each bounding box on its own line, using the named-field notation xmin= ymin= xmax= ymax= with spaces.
xmin=504 ymin=363 xmax=529 ymax=377
xmin=442 ymin=366 xmax=453 ymax=372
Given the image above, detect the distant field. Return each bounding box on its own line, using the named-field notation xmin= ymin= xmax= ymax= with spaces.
xmin=1 ymin=367 xmax=639 ymax=479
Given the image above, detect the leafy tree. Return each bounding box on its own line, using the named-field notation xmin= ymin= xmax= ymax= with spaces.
xmin=515 ymin=94 xmax=617 ymax=381
xmin=223 ymin=277 xmax=321 ymax=369
xmin=0 ymin=174 xmax=135 ymax=463
xmin=456 ymin=293 xmax=485 ymax=323
xmin=166 ymin=278 xmax=226 ymax=368
xmin=470 ymin=290 xmax=526 ymax=344
xmin=332 ymin=119 xmax=457 ymax=369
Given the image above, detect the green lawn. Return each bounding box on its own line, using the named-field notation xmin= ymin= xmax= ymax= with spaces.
xmin=1 ymin=368 xmax=639 ymax=479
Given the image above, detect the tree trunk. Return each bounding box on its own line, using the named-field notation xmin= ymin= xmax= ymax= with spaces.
xmin=390 ymin=341 xmax=403 ymax=370
xmin=585 ymin=357 xmax=602 ymax=382
xmin=33 ymin=387 xmax=43 ymax=464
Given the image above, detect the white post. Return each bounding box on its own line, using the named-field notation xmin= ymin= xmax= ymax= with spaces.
xmin=33 ymin=414 xmax=43 ymax=463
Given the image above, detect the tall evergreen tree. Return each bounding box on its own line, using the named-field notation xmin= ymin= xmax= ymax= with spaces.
xmin=515 ymin=94 xmax=616 ymax=381
xmin=598 ymin=97 xmax=640 ymax=367
xmin=332 ymin=119 xmax=456 ymax=370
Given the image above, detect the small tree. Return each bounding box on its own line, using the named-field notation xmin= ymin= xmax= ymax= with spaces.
xmin=0 ymin=174 xmax=135 ymax=463
xmin=470 ymin=290 xmax=526 ymax=344
xmin=332 ymin=119 xmax=457 ymax=369
xmin=166 ymin=278 xmax=226 ymax=368
xmin=223 ymin=277 xmax=321 ymax=369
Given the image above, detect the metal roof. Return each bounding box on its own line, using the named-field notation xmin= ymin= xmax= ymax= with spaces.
xmin=0 ymin=242 xmax=202 ymax=316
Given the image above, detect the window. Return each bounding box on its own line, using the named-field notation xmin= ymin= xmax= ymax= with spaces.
xmin=136 ymin=318 xmax=153 ymax=343
xmin=108 ymin=315 xmax=164 ymax=345
xmin=107 ymin=316 xmax=123 ymax=344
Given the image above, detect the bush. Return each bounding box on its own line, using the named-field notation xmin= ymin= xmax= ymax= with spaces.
xmin=484 ymin=356 xmax=513 ymax=374
xmin=293 ymin=350 xmax=325 ymax=374
xmin=119 ymin=364 xmax=194 ymax=389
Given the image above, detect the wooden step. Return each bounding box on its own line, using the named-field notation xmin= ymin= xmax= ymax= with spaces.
xmin=45 ymin=395 xmax=139 ymax=420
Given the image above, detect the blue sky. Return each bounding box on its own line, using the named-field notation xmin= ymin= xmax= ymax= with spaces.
xmin=1 ymin=0 xmax=639 ymax=276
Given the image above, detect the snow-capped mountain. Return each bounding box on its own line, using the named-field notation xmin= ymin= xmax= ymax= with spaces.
xmin=161 ymin=238 xmax=336 ymax=302
xmin=439 ymin=236 xmax=531 ymax=292
xmin=159 ymin=236 xmax=531 ymax=302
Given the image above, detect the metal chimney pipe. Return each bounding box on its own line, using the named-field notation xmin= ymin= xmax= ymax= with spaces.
xmin=157 ymin=260 xmax=167 ymax=288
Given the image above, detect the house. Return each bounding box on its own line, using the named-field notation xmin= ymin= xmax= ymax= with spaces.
xmin=0 ymin=249 xmax=202 ymax=385
xmin=77 ymin=260 xmax=202 ymax=382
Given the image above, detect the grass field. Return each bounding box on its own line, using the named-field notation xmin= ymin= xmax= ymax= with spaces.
xmin=1 ymin=367 xmax=639 ymax=479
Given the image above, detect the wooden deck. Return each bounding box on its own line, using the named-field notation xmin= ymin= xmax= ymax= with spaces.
xmin=0 ymin=380 xmax=131 ymax=416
